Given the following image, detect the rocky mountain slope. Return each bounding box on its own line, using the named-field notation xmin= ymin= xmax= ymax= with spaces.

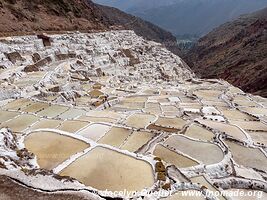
xmin=0 ymin=0 xmax=180 ymax=55
xmin=186 ymin=7 xmax=267 ymax=97
xmin=94 ymin=0 xmax=267 ymax=37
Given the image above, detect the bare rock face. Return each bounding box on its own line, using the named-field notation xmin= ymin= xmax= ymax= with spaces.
xmin=32 ymin=53 xmax=41 ymax=63
xmin=24 ymin=57 xmax=52 ymax=72
xmin=5 ymin=52 xmax=23 ymax=64
xmin=0 ymin=128 xmax=36 ymax=170
xmin=186 ymin=7 xmax=267 ymax=97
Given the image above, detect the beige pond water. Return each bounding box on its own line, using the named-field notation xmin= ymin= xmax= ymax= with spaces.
xmin=22 ymin=102 xmax=50 ymax=113
xmin=125 ymin=113 xmax=156 ymax=129
xmin=165 ymin=135 xmax=224 ymax=165
xmin=144 ymin=103 xmax=162 ymax=115
xmin=37 ymin=105 xmax=69 ymax=118
xmin=202 ymin=100 xmax=228 ymax=107
xmin=197 ymin=120 xmax=247 ymax=141
xmin=118 ymin=101 xmax=145 ymax=110
xmin=248 ymin=131 xmax=267 ymax=145
xmin=86 ymin=110 xmax=123 ymax=119
xmin=28 ymin=119 xmax=62 ymax=131
xmin=58 ymin=108 xmax=87 ymax=120
xmin=60 ymin=147 xmax=154 ymax=192
xmin=3 ymin=98 xmax=32 ymax=110
xmin=144 ymin=107 xmax=162 ymax=115
xmin=58 ymin=121 xmax=89 ymax=133
xmin=221 ymin=109 xmax=254 ymax=121
xmin=224 ymin=189 xmax=267 ymax=200
xmin=230 ymin=121 xmax=267 ymax=131
xmin=121 ymin=131 xmax=155 ymax=152
xmin=191 ymin=176 xmax=226 ymax=200
xmin=25 ymin=131 xmax=89 ymax=170
xmin=154 ymin=117 xmax=187 ymax=130
xmin=153 ymin=144 xmax=198 ymax=168
xmin=163 ymin=190 xmax=206 ymax=200
xmin=240 ymin=107 xmax=267 ymax=116
xmin=161 ymin=105 xmax=179 ymax=113
xmin=225 ymin=141 xmax=267 ymax=172
xmin=77 ymin=123 xmax=110 ymax=141
xmin=123 ymin=96 xmax=148 ymax=103
xmin=234 ymin=100 xmax=260 ymax=107
xmin=185 ymin=124 xmax=214 ymax=141
xmin=194 ymin=90 xmax=222 ymax=100
xmin=0 ymin=110 xmax=20 ymax=123
xmin=77 ymin=115 xmax=117 ymax=124
xmin=99 ymin=127 xmax=132 ymax=148
xmin=1 ymin=114 xmax=39 ymax=133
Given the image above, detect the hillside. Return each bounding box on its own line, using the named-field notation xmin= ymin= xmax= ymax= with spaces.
xmin=0 ymin=0 xmax=180 ymax=54
xmin=186 ymin=7 xmax=267 ymax=97
xmin=94 ymin=0 xmax=267 ymax=37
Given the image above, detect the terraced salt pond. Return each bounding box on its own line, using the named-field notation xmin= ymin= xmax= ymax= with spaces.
xmin=60 ymin=147 xmax=154 ymax=192
xmin=247 ymin=131 xmax=267 ymax=145
xmin=22 ymin=102 xmax=49 ymax=113
xmin=121 ymin=131 xmax=155 ymax=152
xmin=153 ymin=144 xmax=198 ymax=168
xmin=165 ymin=135 xmax=224 ymax=165
xmin=185 ymin=124 xmax=214 ymax=141
xmin=99 ymin=127 xmax=132 ymax=148
xmin=240 ymin=107 xmax=267 ymax=116
xmin=25 ymin=131 xmax=89 ymax=170
xmin=191 ymin=176 xmax=226 ymax=200
xmin=58 ymin=108 xmax=87 ymax=120
xmin=148 ymin=117 xmax=187 ymax=132
xmin=225 ymin=141 xmax=267 ymax=172
xmin=58 ymin=120 xmax=89 ymax=133
xmin=197 ymin=119 xmax=247 ymax=141
xmin=0 ymin=110 xmax=19 ymax=123
xmin=77 ymin=123 xmax=110 ymax=141
xmin=28 ymin=119 xmax=62 ymax=130
xmin=2 ymin=98 xmax=32 ymax=110
xmin=78 ymin=115 xmax=117 ymax=123
xmin=194 ymin=90 xmax=223 ymax=100
xmin=220 ymin=109 xmax=255 ymax=121
xmin=1 ymin=114 xmax=39 ymax=132
xmin=125 ymin=113 xmax=156 ymax=129
xmin=37 ymin=105 xmax=69 ymax=118
xmin=230 ymin=121 xmax=267 ymax=131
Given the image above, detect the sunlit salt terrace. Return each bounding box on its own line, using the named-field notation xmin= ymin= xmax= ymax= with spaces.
xmin=0 ymin=30 xmax=266 ymax=199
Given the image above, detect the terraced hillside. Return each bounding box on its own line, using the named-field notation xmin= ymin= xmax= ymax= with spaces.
xmin=0 ymin=0 xmax=181 ymax=55
xmin=0 ymin=31 xmax=266 ymax=199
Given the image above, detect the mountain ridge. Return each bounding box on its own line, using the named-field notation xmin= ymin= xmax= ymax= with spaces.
xmin=0 ymin=0 xmax=181 ymax=55
xmin=186 ymin=7 xmax=267 ymax=97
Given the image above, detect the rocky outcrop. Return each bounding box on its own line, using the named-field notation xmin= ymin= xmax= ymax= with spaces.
xmin=186 ymin=7 xmax=267 ymax=97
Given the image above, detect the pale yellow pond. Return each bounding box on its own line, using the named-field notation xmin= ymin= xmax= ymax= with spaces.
xmin=60 ymin=147 xmax=154 ymax=192
xmin=125 ymin=113 xmax=156 ymax=129
xmin=225 ymin=141 xmax=267 ymax=172
xmin=99 ymin=127 xmax=132 ymax=148
xmin=185 ymin=124 xmax=214 ymax=141
xmin=153 ymin=144 xmax=198 ymax=168
xmin=1 ymin=114 xmax=39 ymax=132
xmin=165 ymin=135 xmax=224 ymax=165
xmin=25 ymin=131 xmax=89 ymax=170
xmin=121 ymin=131 xmax=155 ymax=152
